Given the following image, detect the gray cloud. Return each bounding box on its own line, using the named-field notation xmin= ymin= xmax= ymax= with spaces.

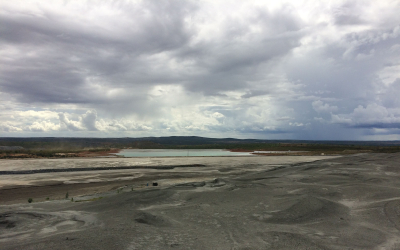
xmin=1 ymin=0 xmax=400 ymax=140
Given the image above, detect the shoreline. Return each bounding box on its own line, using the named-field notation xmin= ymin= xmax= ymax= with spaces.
xmin=1 ymin=147 xmax=376 ymax=159
xmin=0 ymin=155 xmax=333 ymax=205
xmin=0 ymin=148 xmax=122 ymax=159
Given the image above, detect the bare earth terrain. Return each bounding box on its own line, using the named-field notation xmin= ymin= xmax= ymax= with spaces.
xmin=1 ymin=153 xmax=400 ymax=249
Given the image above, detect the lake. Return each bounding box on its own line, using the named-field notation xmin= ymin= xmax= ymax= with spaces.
xmin=114 ymin=149 xmax=254 ymax=157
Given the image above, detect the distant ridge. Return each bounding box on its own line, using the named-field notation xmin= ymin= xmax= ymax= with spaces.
xmin=1 ymin=136 xmax=400 ymax=148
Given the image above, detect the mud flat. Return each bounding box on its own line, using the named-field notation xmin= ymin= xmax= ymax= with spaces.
xmin=1 ymin=153 xmax=400 ymax=249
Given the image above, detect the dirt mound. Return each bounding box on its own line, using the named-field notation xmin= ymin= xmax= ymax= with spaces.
xmin=264 ymin=196 xmax=348 ymax=224
xmin=0 ymin=211 xmax=96 ymax=243
xmin=0 ymin=212 xmax=50 ymax=230
xmin=134 ymin=212 xmax=169 ymax=226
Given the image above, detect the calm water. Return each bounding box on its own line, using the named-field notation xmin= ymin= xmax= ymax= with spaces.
xmin=114 ymin=149 xmax=253 ymax=157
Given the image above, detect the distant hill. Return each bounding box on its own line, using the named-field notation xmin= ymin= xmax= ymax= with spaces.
xmin=1 ymin=136 xmax=400 ymax=149
xmin=1 ymin=137 xmax=400 ymax=158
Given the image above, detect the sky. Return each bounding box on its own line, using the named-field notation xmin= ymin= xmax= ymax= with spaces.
xmin=1 ymin=0 xmax=400 ymax=140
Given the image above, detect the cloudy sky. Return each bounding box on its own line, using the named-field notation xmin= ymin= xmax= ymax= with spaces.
xmin=1 ymin=0 xmax=400 ymax=140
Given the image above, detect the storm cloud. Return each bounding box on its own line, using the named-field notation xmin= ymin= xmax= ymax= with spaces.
xmin=1 ymin=0 xmax=400 ymax=140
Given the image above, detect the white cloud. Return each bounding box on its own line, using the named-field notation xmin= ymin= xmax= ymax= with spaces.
xmin=58 ymin=113 xmax=84 ymax=131
xmin=332 ymin=103 xmax=400 ymax=128
xmin=16 ymin=110 xmax=59 ymax=119
xmin=312 ymin=100 xmax=339 ymax=113
xmin=28 ymin=121 xmax=60 ymax=132
xmin=0 ymin=123 xmax=23 ymax=132
xmin=289 ymin=122 xmax=304 ymax=127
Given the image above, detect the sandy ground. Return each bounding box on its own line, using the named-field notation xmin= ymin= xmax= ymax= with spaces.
xmin=1 ymin=153 xmax=400 ymax=249
xmin=0 ymin=156 xmax=327 ymax=204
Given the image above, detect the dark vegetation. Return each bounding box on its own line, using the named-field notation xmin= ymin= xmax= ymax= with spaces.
xmin=0 ymin=136 xmax=400 ymax=158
